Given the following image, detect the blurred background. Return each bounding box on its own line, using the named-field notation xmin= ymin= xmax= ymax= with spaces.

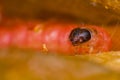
xmin=0 ymin=0 xmax=120 ymax=80
xmin=1 ymin=0 xmax=120 ymax=25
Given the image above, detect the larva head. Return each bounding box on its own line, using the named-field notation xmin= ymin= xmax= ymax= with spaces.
xmin=69 ymin=28 xmax=91 ymax=46
xmin=69 ymin=25 xmax=112 ymax=54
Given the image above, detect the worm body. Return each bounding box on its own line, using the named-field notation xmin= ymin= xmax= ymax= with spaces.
xmin=0 ymin=19 xmax=112 ymax=55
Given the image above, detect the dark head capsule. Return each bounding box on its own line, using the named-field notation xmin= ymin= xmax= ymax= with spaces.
xmin=69 ymin=28 xmax=91 ymax=46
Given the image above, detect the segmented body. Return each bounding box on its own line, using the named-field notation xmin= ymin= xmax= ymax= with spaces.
xmin=0 ymin=19 xmax=112 ymax=55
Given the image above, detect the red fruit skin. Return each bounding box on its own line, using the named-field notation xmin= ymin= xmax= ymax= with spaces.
xmin=0 ymin=19 xmax=112 ymax=55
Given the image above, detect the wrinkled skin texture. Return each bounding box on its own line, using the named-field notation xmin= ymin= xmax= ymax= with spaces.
xmin=0 ymin=19 xmax=112 ymax=55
